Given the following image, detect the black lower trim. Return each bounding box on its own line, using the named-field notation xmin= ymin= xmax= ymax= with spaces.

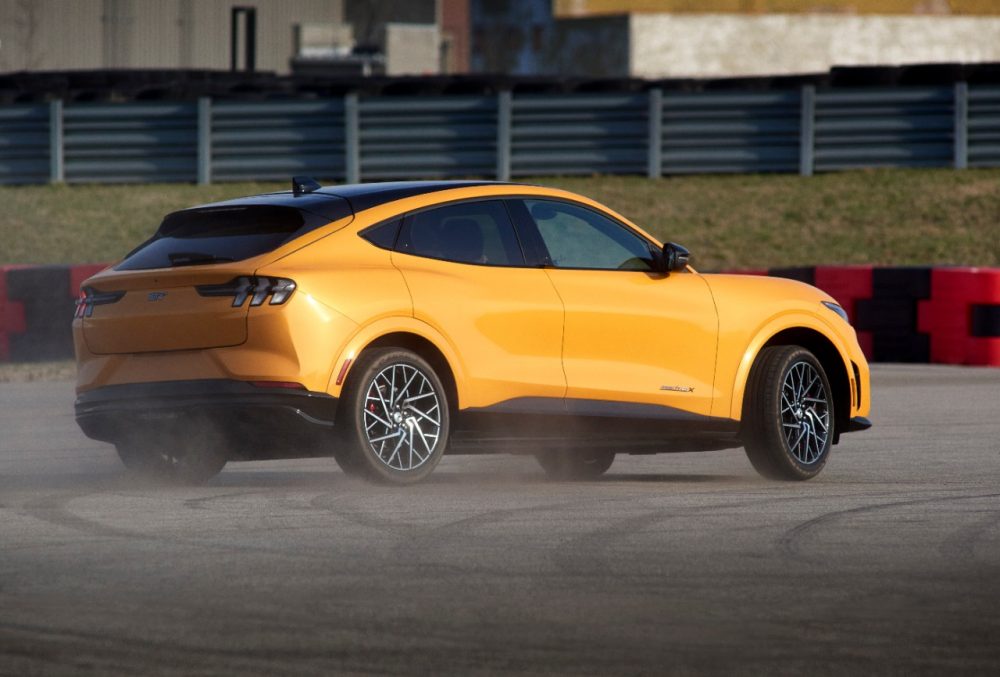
xmin=452 ymin=396 xmax=740 ymax=454
xmin=847 ymin=416 xmax=873 ymax=433
xmin=75 ymin=379 xmax=338 ymax=445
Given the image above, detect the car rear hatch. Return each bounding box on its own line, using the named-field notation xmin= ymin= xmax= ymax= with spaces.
xmin=81 ymin=196 xmax=352 ymax=355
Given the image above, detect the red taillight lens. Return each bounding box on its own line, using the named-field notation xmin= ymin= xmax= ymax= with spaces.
xmin=196 ymin=276 xmax=296 ymax=307
xmin=75 ymin=287 xmax=125 ymax=318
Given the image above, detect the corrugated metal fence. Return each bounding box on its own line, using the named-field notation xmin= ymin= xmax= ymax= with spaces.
xmin=1 ymin=84 xmax=998 ymax=185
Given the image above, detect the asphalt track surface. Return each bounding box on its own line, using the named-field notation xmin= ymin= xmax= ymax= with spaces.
xmin=1 ymin=365 xmax=999 ymax=676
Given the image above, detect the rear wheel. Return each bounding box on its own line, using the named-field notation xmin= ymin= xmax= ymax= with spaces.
xmin=535 ymin=448 xmax=615 ymax=481
xmin=742 ymin=345 xmax=834 ymax=481
xmin=339 ymin=348 xmax=449 ymax=485
xmin=116 ymin=423 xmax=228 ymax=485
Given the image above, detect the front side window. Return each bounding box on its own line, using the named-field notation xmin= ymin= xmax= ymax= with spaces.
xmin=523 ymin=199 xmax=655 ymax=271
xmin=397 ymin=200 xmax=524 ymax=266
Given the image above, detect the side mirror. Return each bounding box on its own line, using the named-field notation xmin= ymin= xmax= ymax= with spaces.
xmin=661 ymin=242 xmax=690 ymax=272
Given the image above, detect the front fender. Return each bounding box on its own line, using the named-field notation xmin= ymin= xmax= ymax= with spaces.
xmin=726 ymin=310 xmax=858 ymax=421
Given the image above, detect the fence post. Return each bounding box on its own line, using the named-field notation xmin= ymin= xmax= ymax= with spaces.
xmin=345 ymin=93 xmax=360 ymax=184
xmin=954 ymin=82 xmax=969 ymax=170
xmin=496 ymin=91 xmax=512 ymax=181
xmin=197 ymin=97 xmax=212 ymax=185
xmin=49 ymin=99 xmax=64 ymax=183
xmin=799 ymin=85 xmax=815 ymax=177
xmin=647 ymin=88 xmax=662 ymax=179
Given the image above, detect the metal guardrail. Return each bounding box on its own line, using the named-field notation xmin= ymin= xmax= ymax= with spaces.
xmin=0 ymin=84 xmax=997 ymax=185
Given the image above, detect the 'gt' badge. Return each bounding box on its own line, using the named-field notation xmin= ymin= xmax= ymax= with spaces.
xmin=147 ymin=292 xmax=167 ymax=301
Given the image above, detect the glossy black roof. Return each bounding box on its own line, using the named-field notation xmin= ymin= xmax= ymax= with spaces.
xmin=188 ymin=180 xmax=518 ymax=223
xmin=316 ymin=180 xmax=517 ymax=214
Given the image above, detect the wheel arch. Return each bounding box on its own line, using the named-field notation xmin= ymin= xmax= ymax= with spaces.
xmin=734 ymin=326 xmax=852 ymax=443
xmin=327 ymin=318 xmax=466 ymax=410
xmin=358 ymin=332 xmax=460 ymax=414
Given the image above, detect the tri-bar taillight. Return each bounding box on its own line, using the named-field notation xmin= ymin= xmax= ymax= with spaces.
xmin=195 ymin=276 xmax=297 ymax=307
xmin=75 ymin=287 xmax=125 ymax=318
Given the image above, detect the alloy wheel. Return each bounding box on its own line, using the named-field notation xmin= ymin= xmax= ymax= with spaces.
xmin=362 ymin=362 xmax=442 ymax=472
xmin=780 ymin=360 xmax=830 ymax=465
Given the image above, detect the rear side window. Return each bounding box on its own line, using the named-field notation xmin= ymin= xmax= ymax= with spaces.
xmin=360 ymin=218 xmax=401 ymax=250
xmin=117 ymin=205 xmax=330 ymax=271
xmin=396 ymin=200 xmax=524 ymax=266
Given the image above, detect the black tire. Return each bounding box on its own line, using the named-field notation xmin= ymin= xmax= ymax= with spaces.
xmin=742 ymin=345 xmax=834 ymax=481
xmin=338 ymin=348 xmax=450 ymax=485
xmin=535 ymin=448 xmax=615 ymax=481
xmin=115 ymin=422 xmax=228 ymax=485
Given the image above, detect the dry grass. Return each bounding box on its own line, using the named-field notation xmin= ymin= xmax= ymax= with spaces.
xmin=1 ymin=168 xmax=998 ymax=269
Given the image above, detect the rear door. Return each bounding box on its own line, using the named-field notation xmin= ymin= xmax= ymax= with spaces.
xmin=389 ymin=199 xmax=566 ymax=409
xmin=80 ymin=203 xmax=334 ymax=355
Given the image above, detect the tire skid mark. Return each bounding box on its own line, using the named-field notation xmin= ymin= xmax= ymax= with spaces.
xmin=938 ymin=507 xmax=1000 ymax=562
xmin=308 ymin=491 xmax=415 ymax=532
xmin=778 ymin=491 xmax=1000 ymax=563
xmin=0 ymin=620 xmax=360 ymax=673
xmin=550 ymin=493 xmax=821 ymax=576
xmin=21 ymin=490 xmax=138 ymax=540
xmin=17 ymin=489 xmax=373 ymax=566
xmin=380 ymin=497 xmax=597 ymax=575
xmin=182 ymin=489 xmax=276 ymax=511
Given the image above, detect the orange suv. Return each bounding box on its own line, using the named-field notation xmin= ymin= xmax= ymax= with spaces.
xmin=74 ymin=179 xmax=871 ymax=484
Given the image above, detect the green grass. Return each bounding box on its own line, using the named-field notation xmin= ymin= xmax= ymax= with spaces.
xmin=1 ymin=168 xmax=998 ymax=269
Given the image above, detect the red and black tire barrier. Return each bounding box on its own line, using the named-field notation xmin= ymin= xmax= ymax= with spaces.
xmin=728 ymin=265 xmax=1000 ymax=367
xmin=0 ymin=266 xmax=28 ymax=362
xmin=814 ymin=266 xmax=874 ymax=358
xmin=5 ymin=266 xmax=77 ymax=362
xmin=854 ymin=267 xmax=932 ymax=363
xmin=918 ymin=268 xmax=1000 ymax=366
xmin=0 ymin=263 xmax=108 ymax=363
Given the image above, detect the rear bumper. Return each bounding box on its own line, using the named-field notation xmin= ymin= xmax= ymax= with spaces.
xmin=75 ymin=379 xmax=339 ymax=444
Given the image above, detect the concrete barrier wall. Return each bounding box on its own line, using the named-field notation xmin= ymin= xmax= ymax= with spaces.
xmin=630 ymin=14 xmax=1000 ymax=78
xmin=1 ymin=263 xmax=997 ymax=366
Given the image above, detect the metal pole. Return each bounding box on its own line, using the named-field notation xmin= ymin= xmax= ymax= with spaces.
xmin=230 ymin=7 xmax=239 ymax=71
xmin=954 ymin=82 xmax=969 ymax=170
xmin=49 ymin=99 xmax=64 ymax=183
xmin=646 ymin=88 xmax=662 ymax=179
xmin=245 ymin=8 xmax=256 ymax=72
xmin=345 ymin=93 xmax=360 ymax=184
xmin=799 ymin=85 xmax=815 ymax=177
xmin=197 ymin=97 xmax=212 ymax=185
xmin=496 ymin=91 xmax=512 ymax=181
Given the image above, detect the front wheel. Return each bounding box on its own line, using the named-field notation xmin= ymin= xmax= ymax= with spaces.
xmin=742 ymin=345 xmax=834 ymax=481
xmin=535 ymin=448 xmax=615 ymax=481
xmin=339 ymin=348 xmax=450 ymax=485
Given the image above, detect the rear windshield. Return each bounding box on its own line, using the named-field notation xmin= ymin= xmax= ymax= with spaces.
xmin=117 ymin=205 xmax=331 ymax=271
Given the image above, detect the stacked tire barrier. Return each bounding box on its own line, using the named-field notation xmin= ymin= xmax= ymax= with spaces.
xmin=723 ymin=265 xmax=1000 ymax=367
xmin=0 ymin=264 xmax=106 ymax=362
xmin=0 ymin=263 xmax=997 ymax=366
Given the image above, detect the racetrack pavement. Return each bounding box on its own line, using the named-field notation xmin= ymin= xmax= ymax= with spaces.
xmin=1 ymin=365 xmax=998 ymax=676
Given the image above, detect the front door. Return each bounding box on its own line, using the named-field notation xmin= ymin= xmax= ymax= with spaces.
xmin=512 ymin=198 xmax=718 ymax=419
